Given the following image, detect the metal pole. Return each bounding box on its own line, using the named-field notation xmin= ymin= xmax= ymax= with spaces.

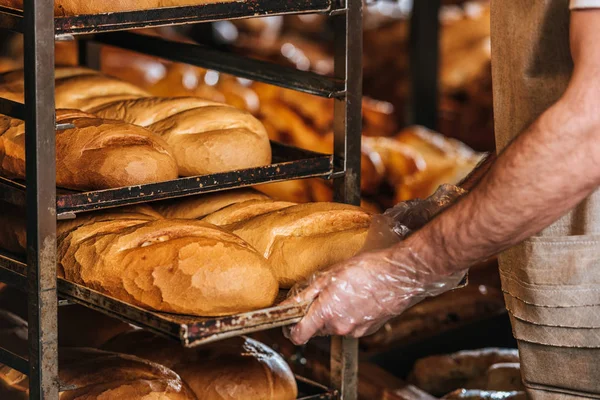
xmin=331 ymin=0 xmax=362 ymax=398
xmin=408 ymin=0 xmax=441 ymax=130
xmin=23 ymin=0 xmax=59 ymax=398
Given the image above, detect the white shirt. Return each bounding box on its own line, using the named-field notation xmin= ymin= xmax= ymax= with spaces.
xmin=571 ymin=0 xmax=600 ymax=9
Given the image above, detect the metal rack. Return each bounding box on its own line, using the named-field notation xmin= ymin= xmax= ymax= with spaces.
xmin=0 ymin=0 xmax=362 ymax=399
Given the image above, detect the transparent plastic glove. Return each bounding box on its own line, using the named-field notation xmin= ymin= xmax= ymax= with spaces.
xmin=283 ymin=184 xmax=468 ymax=345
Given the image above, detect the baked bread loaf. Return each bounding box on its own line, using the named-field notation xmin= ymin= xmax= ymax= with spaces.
xmin=91 ymin=97 xmax=272 ymax=176
xmin=103 ymin=330 xmax=298 ymax=400
xmin=58 ymin=218 xmax=279 ymax=316
xmin=0 ymin=109 xmax=178 ymax=190
xmin=0 ymin=348 xmax=197 ymax=400
xmin=156 ymin=188 xmax=270 ymax=219
xmin=0 ymin=0 xmax=235 ymax=16
xmin=231 ymin=202 xmax=372 ymax=288
xmin=202 ymin=199 xmax=296 ymax=226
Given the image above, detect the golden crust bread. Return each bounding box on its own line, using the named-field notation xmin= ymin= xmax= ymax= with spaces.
xmin=231 ymin=202 xmax=372 ymax=288
xmin=103 ymin=331 xmax=298 ymax=400
xmin=0 ymin=109 xmax=179 ymax=190
xmin=91 ymin=97 xmax=272 ymax=176
xmin=59 ymin=219 xmax=279 ymax=316
xmin=156 ymin=189 xmax=270 ymax=219
xmin=0 ymin=0 xmax=235 ymax=16
xmin=202 ymin=199 xmax=296 ymax=226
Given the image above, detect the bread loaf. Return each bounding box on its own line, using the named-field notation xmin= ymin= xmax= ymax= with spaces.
xmin=231 ymin=202 xmax=372 ymax=288
xmin=0 ymin=109 xmax=179 ymax=190
xmin=103 ymin=331 xmax=298 ymax=400
xmin=0 ymin=0 xmax=235 ymax=16
xmin=91 ymin=97 xmax=272 ymax=176
xmin=202 ymin=199 xmax=296 ymax=226
xmin=59 ymin=218 xmax=279 ymax=316
xmin=156 ymin=188 xmax=270 ymax=219
xmin=0 ymin=348 xmax=197 ymax=400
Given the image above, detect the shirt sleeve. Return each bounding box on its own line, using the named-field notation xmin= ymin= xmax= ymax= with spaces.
xmin=571 ymin=0 xmax=600 ymax=9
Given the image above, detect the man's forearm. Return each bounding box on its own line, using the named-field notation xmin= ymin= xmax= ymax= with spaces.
xmin=400 ymin=99 xmax=600 ymax=275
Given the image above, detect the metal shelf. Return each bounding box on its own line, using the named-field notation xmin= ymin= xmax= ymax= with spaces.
xmin=0 ymin=249 xmax=306 ymax=347
xmin=93 ymin=31 xmax=345 ymax=98
xmin=0 ymin=0 xmax=341 ymax=36
xmin=0 ymin=142 xmax=332 ymax=218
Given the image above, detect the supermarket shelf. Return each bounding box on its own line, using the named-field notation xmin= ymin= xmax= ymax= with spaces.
xmin=0 ymin=142 xmax=332 ymax=218
xmin=0 ymin=0 xmax=340 ymax=36
xmin=297 ymin=376 xmax=339 ymax=400
xmin=0 ymin=249 xmax=306 ymax=348
xmin=94 ymin=32 xmax=345 ymax=98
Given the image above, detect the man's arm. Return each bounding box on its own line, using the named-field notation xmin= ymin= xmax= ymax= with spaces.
xmin=287 ymin=10 xmax=600 ymax=345
xmin=410 ymin=9 xmax=600 ymax=274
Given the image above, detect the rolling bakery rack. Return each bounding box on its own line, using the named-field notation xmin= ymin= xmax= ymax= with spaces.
xmin=0 ymin=0 xmax=363 ymax=399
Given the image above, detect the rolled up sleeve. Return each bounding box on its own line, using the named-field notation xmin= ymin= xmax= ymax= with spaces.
xmin=571 ymin=0 xmax=600 ymax=9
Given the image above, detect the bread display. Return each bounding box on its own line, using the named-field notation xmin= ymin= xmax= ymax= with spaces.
xmin=91 ymin=97 xmax=272 ymax=176
xmin=230 ymin=202 xmax=372 ymax=288
xmin=58 ymin=218 xmax=279 ymax=316
xmin=103 ymin=330 xmax=298 ymax=400
xmin=408 ymin=348 xmax=520 ymax=397
xmin=0 ymin=108 xmax=179 ymax=190
xmin=0 ymin=0 xmax=235 ymax=16
xmin=202 ymin=199 xmax=296 ymax=226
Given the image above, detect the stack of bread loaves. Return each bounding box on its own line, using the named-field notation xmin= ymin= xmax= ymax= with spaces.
xmin=0 ymin=67 xmax=272 ymax=184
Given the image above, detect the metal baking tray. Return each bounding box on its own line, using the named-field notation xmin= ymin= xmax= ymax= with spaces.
xmin=0 ymin=0 xmax=340 ymax=36
xmin=0 ymin=142 xmax=332 ymax=218
xmin=297 ymin=376 xmax=339 ymax=400
xmin=0 ymin=250 xmax=307 ymax=348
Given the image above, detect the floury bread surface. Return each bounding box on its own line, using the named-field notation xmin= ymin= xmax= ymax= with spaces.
xmin=0 ymin=109 xmax=178 ymax=190
xmin=91 ymin=97 xmax=272 ymax=176
xmin=231 ymin=202 xmax=372 ymax=288
xmin=58 ymin=218 xmax=279 ymax=316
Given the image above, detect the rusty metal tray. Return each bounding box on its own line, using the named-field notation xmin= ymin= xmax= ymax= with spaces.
xmin=0 ymin=0 xmax=339 ymax=36
xmin=0 ymin=141 xmax=332 ymax=218
xmin=0 ymin=250 xmax=307 ymax=347
xmin=297 ymin=376 xmax=339 ymax=400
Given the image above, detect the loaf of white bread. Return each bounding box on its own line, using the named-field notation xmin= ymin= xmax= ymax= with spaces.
xmin=102 ymin=330 xmax=298 ymax=400
xmin=57 ymin=209 xmax=279 ymax=316
xmin=158 ymin=189 xmax=373 ymax=288
xmin=0 ymin=310 xmax=197 ymax=400
xmin=0 ymin=0 xmax=235 ymax=16
xmin=0 ymin=67 xmax=272 ymax=179
xmin=0 ymin=108 xmax=179 ymax=190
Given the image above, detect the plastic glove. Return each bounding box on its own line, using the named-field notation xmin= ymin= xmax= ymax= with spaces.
xmin=283 ymin=185 xmax=468 ymax=345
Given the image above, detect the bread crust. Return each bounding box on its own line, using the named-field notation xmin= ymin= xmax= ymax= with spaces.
xmin=0 ymin=109 xmax=179 ymax=190
xmin=59 ymin=219 xmax=279 ymax=316
xmin=103 ymin=331 xmax=298 ymax=400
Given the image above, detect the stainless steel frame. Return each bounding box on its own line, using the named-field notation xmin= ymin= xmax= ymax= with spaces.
xmin=0 ymin=0 xmax=363 ymax=399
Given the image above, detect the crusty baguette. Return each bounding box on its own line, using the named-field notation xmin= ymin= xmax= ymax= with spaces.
xmin=202 ymin=199 xmax=296 ymax=226
xmin=103 ymin=331 xmax=298 ymax=400
xmin=58 ymin=218 xmax=279 ymax=316
xmin=0 ymin=0 xmax=236 ymax=16
xmin=231 ymin=202 xmax=372 ymax=288
xmin=91 ymin=96 xmax=272 ymax=176
xmin=409 ymin=349 xmax=519 ymax=397
xmin=156 ymin=188 xmax=270 ymax=219
xmin=0 ymin=109 xmax=179 ymax=190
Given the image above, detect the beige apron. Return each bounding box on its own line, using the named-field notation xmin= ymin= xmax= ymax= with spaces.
xmin=491 ymin=0 xmax=600 ymax=398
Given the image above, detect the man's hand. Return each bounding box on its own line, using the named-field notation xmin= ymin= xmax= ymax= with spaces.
xmin=285 ymin=245 xmax=466 ymax=345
